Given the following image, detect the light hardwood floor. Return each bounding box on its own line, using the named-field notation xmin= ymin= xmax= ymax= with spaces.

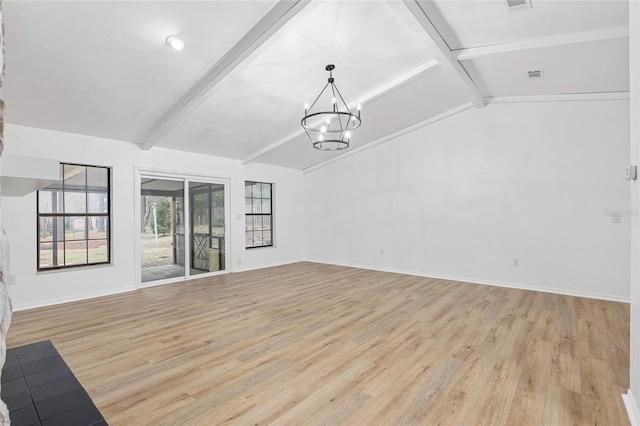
xmin=6 ymin=262 xmax=630 ymax=425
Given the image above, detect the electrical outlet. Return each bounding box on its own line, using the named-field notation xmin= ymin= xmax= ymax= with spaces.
xmin=237 ymin=258 xmax=242 ymax=265
xmin=380 ymin=249 xmax=385 ymax=255
xmin=7 ymin=275 xmax=16 ymax=286
xmin=512 ymin=258 xmax=519 ymax=267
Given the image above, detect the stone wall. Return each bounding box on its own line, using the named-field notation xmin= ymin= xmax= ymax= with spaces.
xmin=0 ymin=0 xmax=12 ymax=424
xmin=0 ymin=230 xmax=9 ymax=425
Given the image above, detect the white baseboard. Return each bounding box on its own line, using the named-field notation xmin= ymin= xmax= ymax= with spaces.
xmin=304 ymin=258 xmax=630 ymax=303
xmin=13 ymin=259 xmax=629 ymax=310
xmin=623 ymin=390 xmax=640 ymax=426
xmin=12 ymin=260 xmax=302 ymax=311
xmin=13 ymin=286 xmax=137 ymax=311
xmin=232 ymin=259 xmax=301 ymax=273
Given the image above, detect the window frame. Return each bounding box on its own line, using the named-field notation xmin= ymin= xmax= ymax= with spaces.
xmin=244 ymin=181 xmax=273 ymax=249
xmin=37 ymin=163 xmax=112 ymax=271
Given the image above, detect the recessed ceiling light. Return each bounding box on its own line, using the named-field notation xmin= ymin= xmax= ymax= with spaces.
xmin=165 ymin=35 xmax=187 ymax=51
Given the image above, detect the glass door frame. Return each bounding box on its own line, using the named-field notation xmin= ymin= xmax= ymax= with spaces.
xmin=134 ymin=168 xmax=231 ymax=288
xmin=188 ymin=180 xmax=227 ymax=275
xmin=139 ymin=175 xmax=185 ymax=283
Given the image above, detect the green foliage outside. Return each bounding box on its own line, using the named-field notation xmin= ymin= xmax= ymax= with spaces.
xmin=155 ymin=198 xmax=172 ymax=236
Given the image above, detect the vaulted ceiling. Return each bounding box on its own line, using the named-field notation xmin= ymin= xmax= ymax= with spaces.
xmin=3 ymin=0 xmax=629 ymax=170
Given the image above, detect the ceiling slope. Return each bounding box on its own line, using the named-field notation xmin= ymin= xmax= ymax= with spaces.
xmin=155 ymin=0 xmax=441 ymax=167
xmin=2 ymin=0 xmax=630 ymax=170
xmin=3 ymin=0 xmax=280 ymax=143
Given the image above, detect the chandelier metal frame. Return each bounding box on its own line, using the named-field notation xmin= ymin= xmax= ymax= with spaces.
xmin=301 ymin=64 xmax=361 ymax=151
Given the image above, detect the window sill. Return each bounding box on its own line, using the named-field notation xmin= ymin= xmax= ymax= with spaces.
xmin=245 ymin=245 xmax=275 ymax=250
xmin=37 ymin=263 xmax=113 ymax=275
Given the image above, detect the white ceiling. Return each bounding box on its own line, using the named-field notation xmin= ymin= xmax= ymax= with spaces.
xmin=3 ymin=0 xmax=630 ymax=171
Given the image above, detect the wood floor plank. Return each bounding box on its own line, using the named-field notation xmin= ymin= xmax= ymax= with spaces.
xmin=5 ymin=262 xmax=630 ymax=425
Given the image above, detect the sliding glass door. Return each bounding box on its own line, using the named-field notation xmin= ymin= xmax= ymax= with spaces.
xmin=139 ymin=175 xmax=228 ymax=284
xmin=140 ymin=178 xmax=185 ymax=283
xmin=189 ymin=181 xmax=226 ymax=276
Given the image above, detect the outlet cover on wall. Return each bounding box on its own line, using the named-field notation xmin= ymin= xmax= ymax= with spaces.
xmin=7 ymin=275 xmax=16 ymax=285
xmin=512 ymin=258 xmax=519 ymax=267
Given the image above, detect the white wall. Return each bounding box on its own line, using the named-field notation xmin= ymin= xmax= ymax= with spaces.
xmin=627 ymin=0 xmax=640 ymax=419
xmin=3 ymin=124 xmax=304 ymax=310
xmin=305 ymin=100 xmax=630 ymax=301
xmin=2 ymin=99 xmax=631 ymax=308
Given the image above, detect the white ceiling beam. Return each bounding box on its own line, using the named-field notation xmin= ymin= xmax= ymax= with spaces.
xmin=139 ymin=0 xmax=312 ymax=151
xmin=303 ymin=102 xmax=474 ymax=174
xmin=454 ymin=27 xmax=629 ymax=61
xmin=401 ymin=0 xmax=484 ymax=109
xmin=241 ymin=59 xmax=440 ymax=165
xmin=486 ymin=92 xmax=630 ymax=105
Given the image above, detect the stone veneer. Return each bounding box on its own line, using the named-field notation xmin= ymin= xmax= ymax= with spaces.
xmin=0 ymin=228 xmax=11 ymax=425
xmin=0 ymin=0 xmax=13 ymax=424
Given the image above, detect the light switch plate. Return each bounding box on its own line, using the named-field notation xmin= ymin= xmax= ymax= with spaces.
xmin=626 ymin=165 xmax=637 ymax=181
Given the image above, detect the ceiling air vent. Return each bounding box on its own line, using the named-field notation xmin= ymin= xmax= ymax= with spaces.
xmin=505 ymin=0 xmax=532 ymax=12
xmin=527 ymin=70 xmax=544 ymax=80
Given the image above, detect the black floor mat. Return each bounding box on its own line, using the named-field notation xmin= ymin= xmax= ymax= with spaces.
xmin=1 ymin=340 xmax=107 ymax=426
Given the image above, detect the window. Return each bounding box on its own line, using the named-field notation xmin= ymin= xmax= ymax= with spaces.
xmin=245 ymin=181 xmax=273 ymax=248
xmin=37 ymin=163 xmax=111 ymax=270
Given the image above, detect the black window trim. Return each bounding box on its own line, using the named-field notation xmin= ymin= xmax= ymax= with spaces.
xmin=37 ymin=162 xmax=112 ymax=271
xmin=245 ymin=181 xmax=273 ymax=249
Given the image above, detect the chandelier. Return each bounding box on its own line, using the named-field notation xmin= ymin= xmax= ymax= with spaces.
xmin=301 ymin=64 xmax=361 ymax=151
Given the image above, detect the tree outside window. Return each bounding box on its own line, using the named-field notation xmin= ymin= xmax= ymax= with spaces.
xmin=37 ymin=163 xmax=111 ymax=270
